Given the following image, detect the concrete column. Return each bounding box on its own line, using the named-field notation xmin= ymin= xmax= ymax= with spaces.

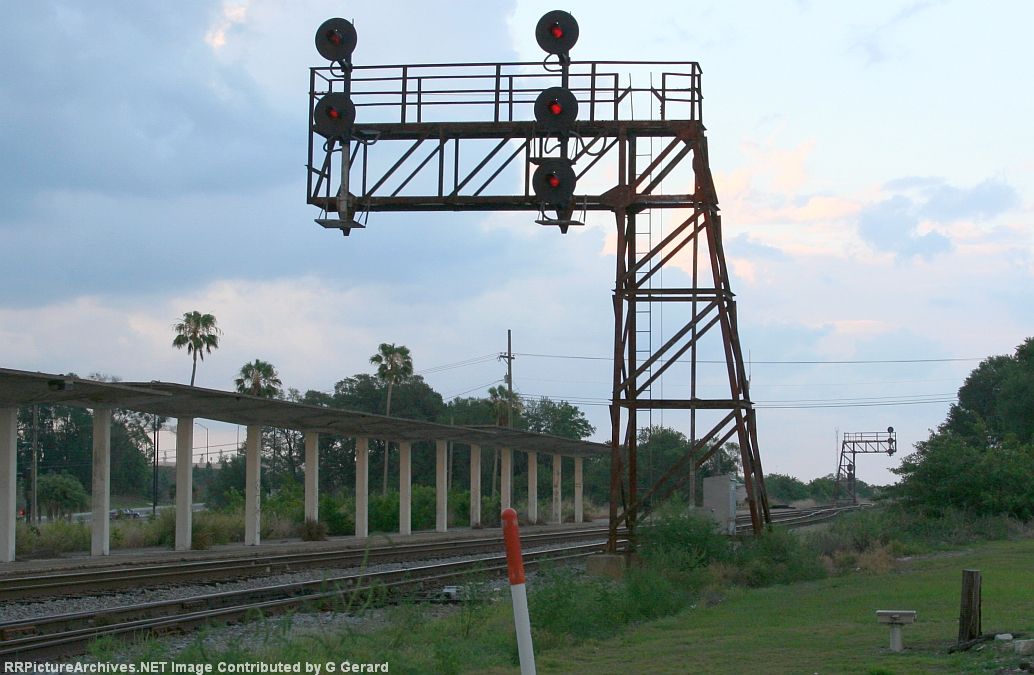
xmin=91 ymin=407 xmax=112 ymax=556
xmin=244 ymin=425 xmax=261 ymax=546
xmin=551 ymin=453 xmax=562 ymax=524
xmin=174 ymin=418 xmax=194 ymax=551
xmin=469 ymin=445 xmax=481 ymax=527
xmin=574 ymin=456 xmax=584 ymax=523
xmin=527 ymin=451 xmax=538 ymax=524
xmin=0 ymin=408 xmax=17 ymax=563
xmin=399 ymin=441 xmax=412 ymax=535
xmin=435 ymin=439 xmax=448 ymax=532
xmin=304 ymin=431 xmax=319 ymax=522
xmin=355 ymin=437 xmax=369 ymax=538
xmin=500 ymin=447 xmax=512 ymax=511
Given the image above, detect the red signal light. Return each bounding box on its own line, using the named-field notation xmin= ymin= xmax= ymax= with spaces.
xmin=536 ymin=11 xmax=578 ymax=55
xmin=549 ymin=100 xmax=563 ymax=116
xmin=313 ymin=92 xmax=355 ymax=138
xmin=547 ymin=173 xmax=561 ymax=189
xmin=327 ymin=30 xmax=343 ymax=46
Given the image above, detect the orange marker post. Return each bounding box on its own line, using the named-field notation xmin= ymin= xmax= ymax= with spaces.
xmin=502 ymin=507 xmax=536 ymax=675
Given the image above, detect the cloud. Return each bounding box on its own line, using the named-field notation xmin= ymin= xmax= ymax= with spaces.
xmin=205 ymin=3 xmax=250 ymax=51
xmin=850 ymin=0 xmax=943 ymax=65
xmin=857 ymin=194 xmax=951 ymax=259
xmin=918 ymin=180 xmax=1020 ymax=222
xmin=856 ymin=178 xmax=1020 ymax=259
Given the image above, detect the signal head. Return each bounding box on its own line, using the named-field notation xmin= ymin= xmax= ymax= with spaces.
xmin=535 ymin=10 xmax=579 ymax=55
xmin=533 ymin=159 xmax=576 ymax=206
xmin=315 ymin=18 xmax=357 ymax=62
xmin=313 ymin=92 xmax=356 ymax=138
xmin=534 ymin=86 xmax=578 ymax=132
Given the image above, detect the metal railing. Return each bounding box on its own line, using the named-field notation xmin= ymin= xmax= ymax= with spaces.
xmin=310 ymin=59 xmax=703 ymax=126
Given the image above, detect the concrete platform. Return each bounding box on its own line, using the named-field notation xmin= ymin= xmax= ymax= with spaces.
xmin=0 ymin=519 xmax=607 ymax=577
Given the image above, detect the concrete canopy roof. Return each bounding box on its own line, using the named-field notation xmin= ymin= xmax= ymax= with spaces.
xmin=0 ymin=368 xmax=609 ymax=458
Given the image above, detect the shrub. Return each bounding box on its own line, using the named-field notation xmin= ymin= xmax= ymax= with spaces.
xmin=320 ymin=493 xmax=354 ymax=536
xmin=732 ymin=527 xmax=826 ymax=587
xmin=302 ymin=518 xmax=328 ymax=541
xmin=15 ymin=520 xmax=90 ymax=556
xmin=369 ymin=491 xmax=400 ymax=533
xmin=479 ymin=493 xmax=502 ymax=527
xmin=263 ymin=483 xmax=304 ymax=524
xmin=449 ymin=489 xmax=470 ymax=526
xmin=411 ymin=485 xmax=437 ymax=530
xmin=637 ymin=503 xmax=731 ymax=571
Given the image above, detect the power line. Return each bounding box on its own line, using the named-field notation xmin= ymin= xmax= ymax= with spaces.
xmin=514 ymin=351 xmax=981 ymax=365
xmin=443 ymin=379 xmax=505 ymax=400
xmin=417 ymin=353 xmax=498 ymax=375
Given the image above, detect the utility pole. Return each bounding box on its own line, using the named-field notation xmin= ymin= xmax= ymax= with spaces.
xmin=492 ymin=329 xmax=517 ymax=500
xmin=152 ymin=414 xmax=160 ymax=517
xmin=505 ymin=329 xmax=515 ymax=428
xmin=31 ymin=405 xmax=39 ymax=525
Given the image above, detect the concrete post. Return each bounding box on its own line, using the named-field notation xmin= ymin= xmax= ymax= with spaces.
xmin=469 ymin=444 xmax=482 ymax=527
xmin=174 ymin=418 xmax=194 ymax=551
xmin=0 ymin=408 xmax=17 ymax=563
xmin=574 ymin=457 xmax=584 ymax=523
xmin=355 ymin=437 xmax=369 ymax=538
xmin=436 ymin=439 xmax=448 ymax=532
xmin=527 ymin=451 xmax=538 ymax=524
xmin=303 ymin=431 xmax=319 ymax=523
xmin=399 ymin=441 xmax=412 ymax=535
xmin=244 ymin=425 xmax=261 ymax=546
xmin=91 ymin=407 xmax=112 ymax=556
xmin=551 ymin=453 xmax=562 ymax=524
xmin=500 ymin=447 xmax=512 ymax=511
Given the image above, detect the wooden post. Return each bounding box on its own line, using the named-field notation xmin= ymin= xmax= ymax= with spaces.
xmin=958 ymin=569 xmax=982 ymax=643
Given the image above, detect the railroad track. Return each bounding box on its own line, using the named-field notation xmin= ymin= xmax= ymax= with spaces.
xmin=0 ymin=505 xmax=860 ymax=661
xmin=0 ymin=540 xmax=619 ymax=662
xmin=0 ymin=526 xmax=614 ymax=602
xmin=735 ymin=504 xmax=863 ymax=534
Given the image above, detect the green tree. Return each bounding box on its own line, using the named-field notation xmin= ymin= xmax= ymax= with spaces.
xmin=37 ymin=473 xmax=88 ymax=520
xmin=487 ymin=384 xmax=522 ymax=426
xmin=942 ymin=337 xmax=1034 ymax=445
xmin=235 ymin=359 xmax=283 ymax=398
xmin=520 ymin=398 xmax=595 ymax=439
xmin=892 ymin=338 xmax=1034 ymax=521
xmin=763 ymin=473 xmax=810 ymax=503
xmin=369 ymin=343 xmax=414 ymax=494
xmin=172 ymin=311 xmax=221 ymax=386
xmin=892 ymin=433 xmax=1034 ymax=520
xmin=441 ymin=396 xmax=495 ymax=426
xmin=486 ymin=385 xmax=523 ymax=497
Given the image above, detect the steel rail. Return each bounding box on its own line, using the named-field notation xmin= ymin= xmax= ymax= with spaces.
xmin=0 ymin=527 xmax=613 ymax=602
xmin=0 ymin=540 xmax=620 ymax=661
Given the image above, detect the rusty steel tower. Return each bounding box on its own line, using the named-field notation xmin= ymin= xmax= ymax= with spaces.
xmin=305 ymin=11 xmax=771 ymax=547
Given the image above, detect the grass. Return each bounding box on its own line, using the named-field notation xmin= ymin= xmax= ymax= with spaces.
xmin=535 ymin=537 xmax=1034 ymax=674
xmin=103 ymin=536 xmax=1034 ymax=673
xmin=78 ymin=506 xmax=1033 ymax=673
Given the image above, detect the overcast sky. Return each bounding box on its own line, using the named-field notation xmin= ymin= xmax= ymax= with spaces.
xmin=2 ymin=1 xmax=1031 ymax=484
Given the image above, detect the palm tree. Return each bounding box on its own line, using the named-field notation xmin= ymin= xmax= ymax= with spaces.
xmin=172 ymin=311 xmax=221 ymax=386
xmin=488 ymin=384 xmax=523 ymax=427
xmin=235 ymin=359 xmax=283 ymax=398
xmin=369 ymin=343 xmax=414 ymax=494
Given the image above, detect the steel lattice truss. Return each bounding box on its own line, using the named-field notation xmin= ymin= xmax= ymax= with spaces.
xmin=307 ymin=55 xmax=772 ymax=545
xmin=833 ymin=430 xmax=896 ymax=505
